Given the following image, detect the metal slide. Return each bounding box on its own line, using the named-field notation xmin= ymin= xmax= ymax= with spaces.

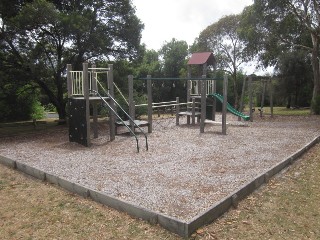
xmin=90 ymin=89 xmax=148 ymax=152
xmin=208 ymin=93 xmax=250 ymax=121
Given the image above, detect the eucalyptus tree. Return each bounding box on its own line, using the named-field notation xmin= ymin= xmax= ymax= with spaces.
xmin=240 ymin=0 xmax=320 ymax=113
xmin=197 ymin=14 xmax=249 ymax=108
xmin=0 ymin=0 xmax=143 ymax=120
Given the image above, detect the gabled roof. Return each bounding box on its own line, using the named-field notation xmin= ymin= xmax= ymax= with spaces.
xmin=187 ymin=52 xmax=216 ymax=66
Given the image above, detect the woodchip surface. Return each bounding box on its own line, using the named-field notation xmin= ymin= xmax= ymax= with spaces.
xmin=1 ymin=114 xmax=319 ymax=221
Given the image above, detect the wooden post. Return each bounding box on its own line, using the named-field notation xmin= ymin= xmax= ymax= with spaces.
xmin=202 ymin=63 xmax=207 ymax=76
xmin=91 ymin=64 xmax=98 ymax=138
xmin=200 ymin=76 xmax=206 ymax=133
xmin=91 ymin=64 xmax=97 ymax=92
xmin=83 ymin=62 xmax=91 ymax=146
xmin=67 ymin=64 xmax=72 ymax=98
xmin=211 ymin=65 xmax=218 ymax=121
xmin=108 ymin=64 xmax=115 ymax=141
xmin=269 ymin=78 xmax=274 ymax=118
xmin=128 ymin=75 xmax=135 ymax=133
xmin=187 ymin=65 xmax=191 ymax=102
xmin=222 ymin=74 xmax=228 ymax=135
xmin=147 ymin=75 xmax=152 ymax=133
xmin=176 ymin=97 xmax=180 ymax=125
xmin=249 ymin=76 xmax=254 ymax=122
xmin=238 ymin=76 xmax=246 ymax=121
xmin=260 ymin=80 xmax=266 ymax=118
xmin=192 ymin=97 xmax=196 ymax=125
xmin=212 ymin=79 xmax=216 ymax=121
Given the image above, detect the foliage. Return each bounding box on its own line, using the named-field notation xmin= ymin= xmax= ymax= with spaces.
xmin=159 ymin=38 xmax=188 ymax=78
xmin=276 ymin=50 xmax=313 ymax=108
xmin=0 ymin=82 xmax=40 ymax=122
xmin=239 ymin=0 xmax=320 ymax=113
xmin=135 ymin=46 xmax=162 ymax=78
xmin=30 ymin=100 xmax=45 ymax=120
xmin=0 ymin=0 xmax=143 ymax=120
xmin=157 ymin=38 xmax=189 ymax=102
xmin=44 ymin=103 xmax=57 ymax=112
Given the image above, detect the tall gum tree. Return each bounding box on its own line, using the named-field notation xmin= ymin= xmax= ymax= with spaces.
xmin=197 ymin=14 xmax=249 ymax=108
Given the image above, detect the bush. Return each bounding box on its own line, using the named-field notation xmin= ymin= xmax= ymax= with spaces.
xmin=30 ymin=100 xmax=45 ymax=120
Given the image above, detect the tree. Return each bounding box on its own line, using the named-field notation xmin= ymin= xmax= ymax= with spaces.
xmin=135 ymin=47 xmax=162 ymax=78
xmin=158 ymin=38 xmax=189 ymax=102
xmin=197 ymin=14 xmax=250 ymax=108
xmin=275 ymin=50 xmax=313 ymax=108
xmin=0 ymin=0 xmax=143 ymax=121
xmin=159 ymin=38 xmax=189 ymax=77
xmin=240 ymin=0 xmax=320 ymax=113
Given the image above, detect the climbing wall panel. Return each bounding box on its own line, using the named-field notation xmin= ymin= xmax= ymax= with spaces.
xmin=68 ymin=98 xmax=89 ymax=146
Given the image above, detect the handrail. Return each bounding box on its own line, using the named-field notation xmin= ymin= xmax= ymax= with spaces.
xmin=90 ymin=89 xmax=148 ymax=152
xmin=113 ymin=82 xmax=129 ymax=106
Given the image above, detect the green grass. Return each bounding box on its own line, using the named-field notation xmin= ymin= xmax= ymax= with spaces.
xmin=264 ymin=107 xmax=310 ymax=116
xmin=245 ymin=106 xmax=311 ymax=116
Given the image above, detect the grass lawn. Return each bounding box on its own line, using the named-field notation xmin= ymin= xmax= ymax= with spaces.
xmin=246 ymin=106 xmax=311 ymax=116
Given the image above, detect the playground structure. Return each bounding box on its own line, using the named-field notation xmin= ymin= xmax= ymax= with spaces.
xmin=66 ymin=63 xmax=148 ymax=152
xmin=126 ymin=52 xmax=250 ymax=135
xmin=66 ymin=52 xmax=250 ymax=150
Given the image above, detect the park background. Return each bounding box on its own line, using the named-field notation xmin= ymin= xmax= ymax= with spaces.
xmin=0 ymin=0 xmax=319 ymax=122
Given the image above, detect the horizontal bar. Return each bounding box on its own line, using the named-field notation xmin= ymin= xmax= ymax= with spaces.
xmin=135 ymin=102 xmax=191 ymax=108
xmin=133 ymin=77 xmax=223 ymax=81
xmin=88 ymin=68 xmax=110 ymax=70
xmin=152 ymin=101 xmax=177 ymax=105
xmin=152 ymin=104 xmax=178 ymax=109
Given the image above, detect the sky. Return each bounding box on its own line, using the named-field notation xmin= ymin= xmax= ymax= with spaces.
xmin=132 ymin=0 xmax=253 ymax=50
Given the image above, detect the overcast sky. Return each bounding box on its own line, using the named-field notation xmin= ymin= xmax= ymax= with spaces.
xmin=132 ymin=0 xmax=253 ymax=50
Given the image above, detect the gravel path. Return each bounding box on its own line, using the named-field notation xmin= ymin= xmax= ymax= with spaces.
xmin=1 ymin=114 xmax=319 ymax=221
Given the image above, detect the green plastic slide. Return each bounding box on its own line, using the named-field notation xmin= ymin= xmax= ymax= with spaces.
xmin=208 ymin=93 xmax=250 ymax=121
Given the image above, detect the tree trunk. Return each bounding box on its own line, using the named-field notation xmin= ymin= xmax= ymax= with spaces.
xmin=311 ymin=33 xmax=320 ymax=114
xmin=56 ymin=102 xmax=67 ymax=124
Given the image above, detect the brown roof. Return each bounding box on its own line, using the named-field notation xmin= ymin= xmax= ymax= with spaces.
xmin=187 ymin=52 xmax=216 ymax=66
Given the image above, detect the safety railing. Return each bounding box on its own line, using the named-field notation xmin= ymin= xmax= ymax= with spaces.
xmin=190 ymin=80 xmax=215 ymax=96
xmin=70 ymin=71 xmax=84 ymax=96
xmin=91 ymin=88 xmax=148 ymax=153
